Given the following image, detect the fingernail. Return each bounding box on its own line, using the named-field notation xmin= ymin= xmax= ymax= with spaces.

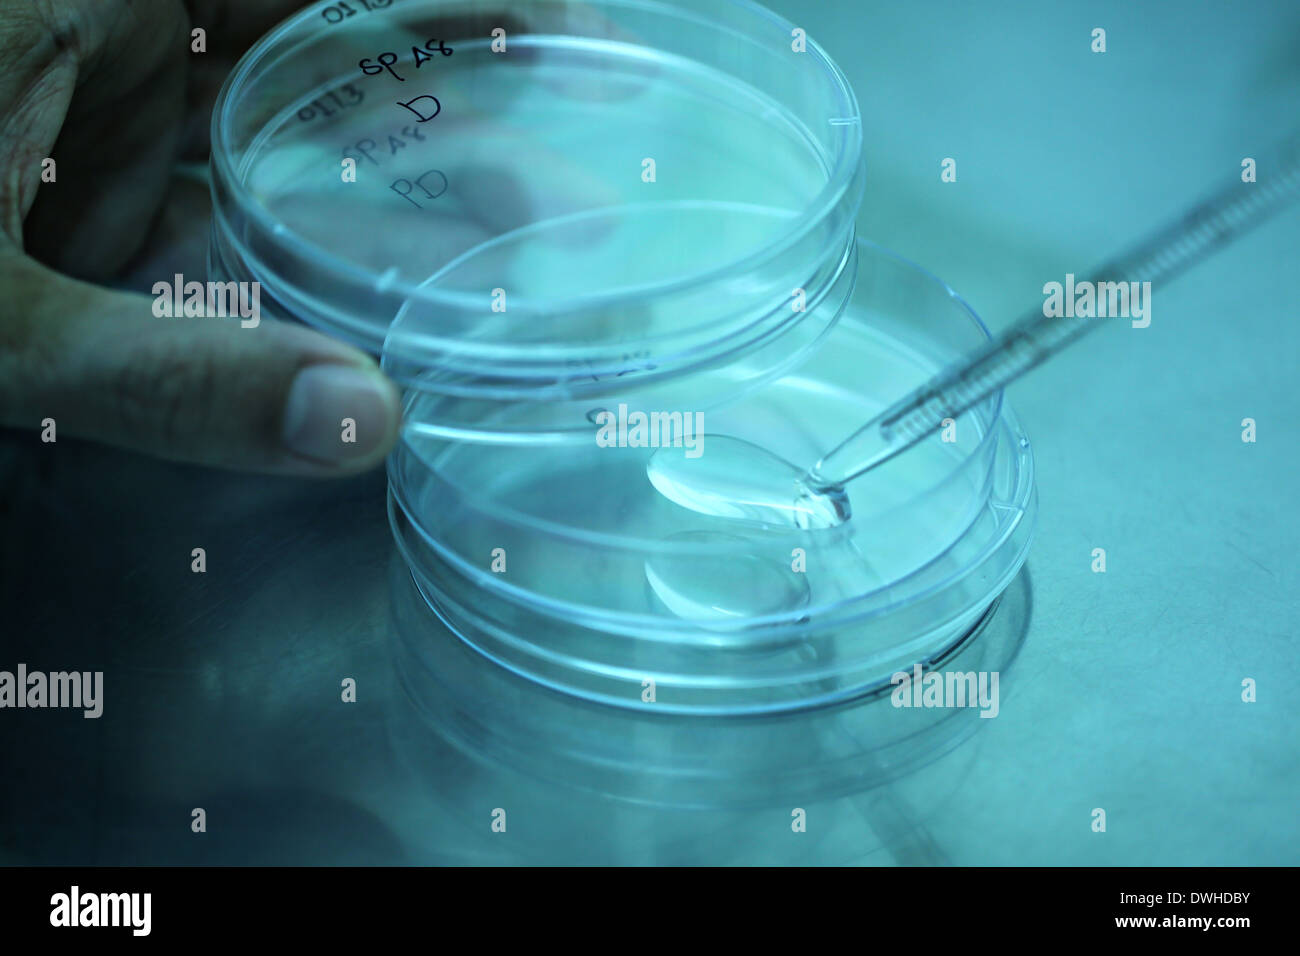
xmin=282 ymin=363 xmax=399 ymax=465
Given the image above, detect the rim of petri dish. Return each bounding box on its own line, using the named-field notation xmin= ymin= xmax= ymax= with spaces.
xmin=388 ymin=409 xmax=1035 ymax=711
xmin=210 ymin=0 xmax=865 ymax=320
xmin=388 ymin=563 xmax=1034 ymax=799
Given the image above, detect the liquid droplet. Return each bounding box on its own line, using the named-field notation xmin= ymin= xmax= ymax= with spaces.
xmin=646 ymin=436 xmax=851 ymax=530
xmin=644 ymin=533 xmax=811 ymax=633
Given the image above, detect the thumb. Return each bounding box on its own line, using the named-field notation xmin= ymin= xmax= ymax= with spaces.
xmin=0 ymin=255 xmax=402 ymax=475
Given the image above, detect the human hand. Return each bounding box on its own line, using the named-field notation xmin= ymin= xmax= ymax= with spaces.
xmin=0 ymin=0 xmax=402 ymax=475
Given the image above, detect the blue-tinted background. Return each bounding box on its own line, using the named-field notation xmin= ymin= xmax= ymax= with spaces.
xmin=0 ymin=0 xmax=1296 ymax=864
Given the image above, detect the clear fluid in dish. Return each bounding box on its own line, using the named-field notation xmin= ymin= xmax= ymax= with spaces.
xmin=645 ymin=436 xmax=851 ymax=531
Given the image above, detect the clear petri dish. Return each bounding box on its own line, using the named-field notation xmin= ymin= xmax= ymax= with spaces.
xmin=389 ymin=239 xmax=1037 ymax=714
xmin=210 ymin=0 xmax=866 ymax=432
xmin=211 ymin=1 xmax=1036 ymax=721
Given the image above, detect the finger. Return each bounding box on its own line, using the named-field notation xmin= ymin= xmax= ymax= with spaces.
xmin=6 ymin=0 xmax=189 ymax=280
xmin=0 ymin=253 xmax=401 ymax=475
xmin=114 ymin=166 xmax=213 ymax=289
xmin=522 ymin=2 xmax=661 ymax=102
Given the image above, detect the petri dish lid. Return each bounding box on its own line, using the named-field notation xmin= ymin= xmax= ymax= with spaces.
xmin=211 ymin=0 xmax=865 ymax=379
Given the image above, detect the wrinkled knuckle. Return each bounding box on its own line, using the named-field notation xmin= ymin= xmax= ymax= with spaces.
xmin=111 ymin=336 xmax=220 ymax=456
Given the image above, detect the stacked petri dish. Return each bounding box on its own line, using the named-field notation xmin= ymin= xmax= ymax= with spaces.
xmin=211 ymin=0 xmax=1037 ymax=862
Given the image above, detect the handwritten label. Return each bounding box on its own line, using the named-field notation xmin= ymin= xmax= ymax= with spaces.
xmin=359 ymin=39 xmax=453 ymax=82
xmin=321 ymin=0 xmax=392 ymax=26
xmin=391 ymin=169 xmax=448 ymax=207
xmin=340 ymin=123 xmax=427 ymax=168
xmin=298 ymin=83 xmax=364 ymax=123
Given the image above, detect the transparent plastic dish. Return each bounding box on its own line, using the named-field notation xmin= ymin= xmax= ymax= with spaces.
xmin=210 ymin=0 xmax=866 ymax=429
xmin=390 ymin=239 xmax=1037 ymax=715
xmin=382 ymin=239 xmax=1037 ymax=863
xmin=210 ymin=0 xmax=1036 ymax=718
